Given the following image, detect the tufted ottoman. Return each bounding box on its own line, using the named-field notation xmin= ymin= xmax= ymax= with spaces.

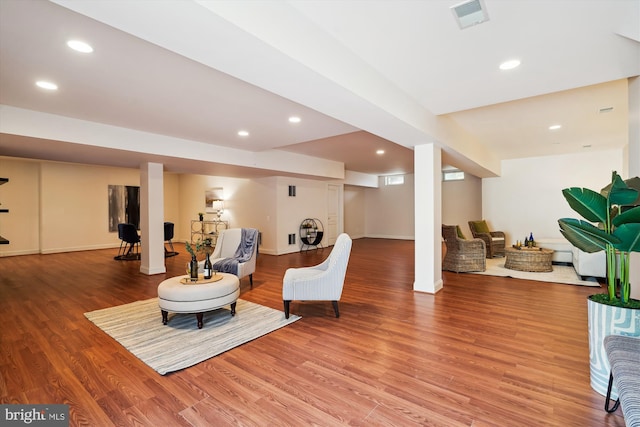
xmin=157 ymin=273 xmax=240 ymax=329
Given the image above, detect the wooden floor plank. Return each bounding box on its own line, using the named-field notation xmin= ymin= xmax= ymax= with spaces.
xmin=0 ymin=238 xmax=627 ymax=426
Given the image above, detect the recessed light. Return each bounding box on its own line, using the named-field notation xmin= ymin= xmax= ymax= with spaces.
xmin=67 ymin=40 xmax=93 ymax=53
xmin=35 ymin=81 xmax=58 ymax=90
xmin=548 ymin=124 xmax=562 ymax=131
xmin=376 ymin=150 xmax=385 ymax=155
xmin=237 ymin=130 xmax=249 ymax=137
xmin=499 ymin=59 xmax=521 ymax=70
xmin=288 ymin=116 xmax=301 ymax=123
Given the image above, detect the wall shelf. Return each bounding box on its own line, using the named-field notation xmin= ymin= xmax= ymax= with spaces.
xmin=299 ymin=218 xmax=324 ymax=252
xmin=0 ymin=177 xmax=8 ymax=244
xmin=191 ymin=219 xmax=229 ymax=246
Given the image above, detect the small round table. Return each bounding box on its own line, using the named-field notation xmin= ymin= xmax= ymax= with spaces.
xmin=157 ymin=273 xmax=240 ymax=329
xmin=505 ymin=247 xmax=554 ymax=272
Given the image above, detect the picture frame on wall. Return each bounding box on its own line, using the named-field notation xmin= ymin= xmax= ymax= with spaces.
xmin=205 ymin=187 xmax=224 ymax=213
xmin=108 ymin=185 xmax=140 ymax=232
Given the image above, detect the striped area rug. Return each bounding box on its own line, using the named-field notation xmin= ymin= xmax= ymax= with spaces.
xmin=85 ymin=298 xmax=300 ymax=375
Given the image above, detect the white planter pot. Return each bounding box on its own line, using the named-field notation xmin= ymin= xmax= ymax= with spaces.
xmin=587 ymin=297 xmax=640 ymax=398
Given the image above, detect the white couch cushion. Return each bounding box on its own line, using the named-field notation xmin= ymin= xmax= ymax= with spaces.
xmin=537 ymin=238 xmax=573 ymax=263
xmin=572 ymin=247 xmax=606 ymax=279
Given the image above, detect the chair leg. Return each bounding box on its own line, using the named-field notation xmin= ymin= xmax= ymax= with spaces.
xmin=249 ymin=273 xmax=253 ymax=289
xmin=332 ymin=301 xmax=340 ymax=318
xmin=284 ymin=300 xmax=291 ymax=319
xmin=605 ymin=372 xmax=621 ymax=413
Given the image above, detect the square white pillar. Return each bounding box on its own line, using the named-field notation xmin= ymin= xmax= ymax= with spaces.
xmin=414 ymin=143 xmax=443 ymax=294
xmin=140 ymin=162 xmax=166 ymax=275
xmin=628 ymin=77 xmax=640 ymax=300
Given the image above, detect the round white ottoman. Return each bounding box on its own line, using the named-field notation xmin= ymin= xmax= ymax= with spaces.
xmin=157 ymin=273 xmax=240 ymax=329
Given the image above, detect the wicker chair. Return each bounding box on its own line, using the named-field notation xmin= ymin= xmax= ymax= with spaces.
xmin=468 ymin=220 xmax=506 ymax=258
xmin=442 ymin=225 xmax=486 ymax=273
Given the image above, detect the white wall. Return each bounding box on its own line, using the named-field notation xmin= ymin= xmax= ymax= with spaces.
xmin=350 ymin=171 xmax=482 ymax=241
xmin=176 ymin=173 xmax=267 ymax=248
xmin=163 ymin=173 xmax=180 ymax=229
xmin=7 ymin=150 xmax=623 ymax=259
xmin=275 ymin=176 xmax=329 ymax=255
xmin=344 ymin=185 xmax=366 ymax=239
xmin=482 ymin=149 xmax=624 ymax=245
xmin=0 ymin=157 xmax=342 ymax=257
xmin=252 ymin=176 xmax=278 ymax=254
xmin=365 ymin=174 xmax=414 ymax=239
xmin=0 ymin=157 xmax=182 ymax=256
xmin=0 ymin=157 xmax=40 ymax=255
xmin=40 ymin=162 xmax=143 ymax=253
xmin=441 ymin=173 xmax=482 ymax=237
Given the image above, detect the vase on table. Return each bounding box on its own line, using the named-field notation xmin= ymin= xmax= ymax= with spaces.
xmin=189 ymin=256 xmax=199 ymax=280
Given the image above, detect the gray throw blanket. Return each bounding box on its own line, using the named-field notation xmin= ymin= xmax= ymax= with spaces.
xmin=213 ymin=228 xmax=258 ymax=276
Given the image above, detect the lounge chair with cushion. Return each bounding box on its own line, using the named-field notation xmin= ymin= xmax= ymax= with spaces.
xmin=442 ymin=225 xmax=486 ymax=273
xmin=468 ymin=220 xmax=506 ymax=258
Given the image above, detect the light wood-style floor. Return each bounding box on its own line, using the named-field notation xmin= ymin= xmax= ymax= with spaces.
xmin=0 ymin=238 xmax=627 ymax=426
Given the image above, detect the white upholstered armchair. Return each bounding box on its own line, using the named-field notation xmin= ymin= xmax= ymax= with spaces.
xmin=283 ymin=233 xmax=352 ymax=319
xmin=198 ymin=228 xmax=258 ymax=287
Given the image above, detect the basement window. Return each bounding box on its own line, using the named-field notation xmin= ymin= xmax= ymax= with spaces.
xmin=443 ymin=170 xmax=465 ymax=181
xmin=384 ymin=175 xmax=404 ymax=186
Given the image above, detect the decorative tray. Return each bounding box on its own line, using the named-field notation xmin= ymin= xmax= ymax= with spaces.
xmin=180 ymin=274 xmax=223 ymax=284
xmin=511 ymin=245 xmax=541 ymax=251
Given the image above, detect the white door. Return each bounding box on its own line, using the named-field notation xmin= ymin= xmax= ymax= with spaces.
xmin=326 ymin=184 xmax=340 ymax=246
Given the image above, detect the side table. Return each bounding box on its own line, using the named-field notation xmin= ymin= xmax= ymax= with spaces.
xmin=505 ymin=247 xmax=554 ymax=272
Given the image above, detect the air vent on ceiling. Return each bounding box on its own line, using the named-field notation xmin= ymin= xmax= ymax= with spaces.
xmin=451 ymin=0 xmax=489 ymax=29
xmin=598 ymin=106 xmax=614 ymax=114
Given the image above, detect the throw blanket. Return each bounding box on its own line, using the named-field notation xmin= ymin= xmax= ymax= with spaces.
xmin=213 ymin=228 xmax=258 ymax=276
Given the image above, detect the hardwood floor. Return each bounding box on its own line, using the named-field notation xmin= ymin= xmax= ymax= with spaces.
xmin=0 ymin=238 xmax=627 ymax=426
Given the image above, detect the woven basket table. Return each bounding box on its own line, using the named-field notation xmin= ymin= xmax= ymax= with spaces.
xmin=505 ymin=247 xmax=554 ymax=272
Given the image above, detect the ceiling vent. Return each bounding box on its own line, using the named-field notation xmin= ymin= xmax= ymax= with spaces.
xmin=451 ymin=0 xmax=489 ymax=29
xmin=598 ymin=106 xmax=614 ymax=114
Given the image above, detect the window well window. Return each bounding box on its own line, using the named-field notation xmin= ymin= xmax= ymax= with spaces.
xmin=384 ymin=175 xmax=404 ymax=186
xmin=443 ymin=170 xmax=465 ymax=181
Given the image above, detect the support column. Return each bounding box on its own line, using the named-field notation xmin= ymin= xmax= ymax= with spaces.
xmin=628 ymin=77 xmax=640 ymax=300
xmin=414 ymin=143 xmax=443 ymax=293
xmin=140 ymin=162 xmax=166 ymax=275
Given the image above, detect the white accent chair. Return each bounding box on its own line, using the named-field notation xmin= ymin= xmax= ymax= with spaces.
xmin=283 ymin=233 xmax=352 ymax=319
xmin=198 ymin=228 xmax=258 ymax=287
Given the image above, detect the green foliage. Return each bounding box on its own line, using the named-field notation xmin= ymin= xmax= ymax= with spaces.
xmin=559 ymin=171 xmax=640 ymax=305
xmin=589 ymin=293 xmax=640 ymax=309
xmin=185 ymin=239 xmax=204 ymax=258
xmin=558 ymin=218 xmax=619 ymax=253
xmin=561 ymin=187 xmax=608 ymax=224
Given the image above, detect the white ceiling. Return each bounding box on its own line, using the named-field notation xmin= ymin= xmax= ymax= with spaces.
xmin=0 ymin=0 xmax=638 ymax=178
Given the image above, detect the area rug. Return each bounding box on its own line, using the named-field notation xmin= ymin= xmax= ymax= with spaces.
xmin=468 ymin=258 xmax=601 ymax=287
xmin=85 ymin=298 xmax=300 ymax=375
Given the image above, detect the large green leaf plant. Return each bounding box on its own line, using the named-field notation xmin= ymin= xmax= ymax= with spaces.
xmin=558 ymin=171 xmax=640 ymax=307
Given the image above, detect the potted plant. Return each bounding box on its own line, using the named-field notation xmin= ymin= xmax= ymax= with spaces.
xmin=558 ymin=171 xmax=640 ymax=398
xmin=185 ymin=239 xmax=204 ymax=280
